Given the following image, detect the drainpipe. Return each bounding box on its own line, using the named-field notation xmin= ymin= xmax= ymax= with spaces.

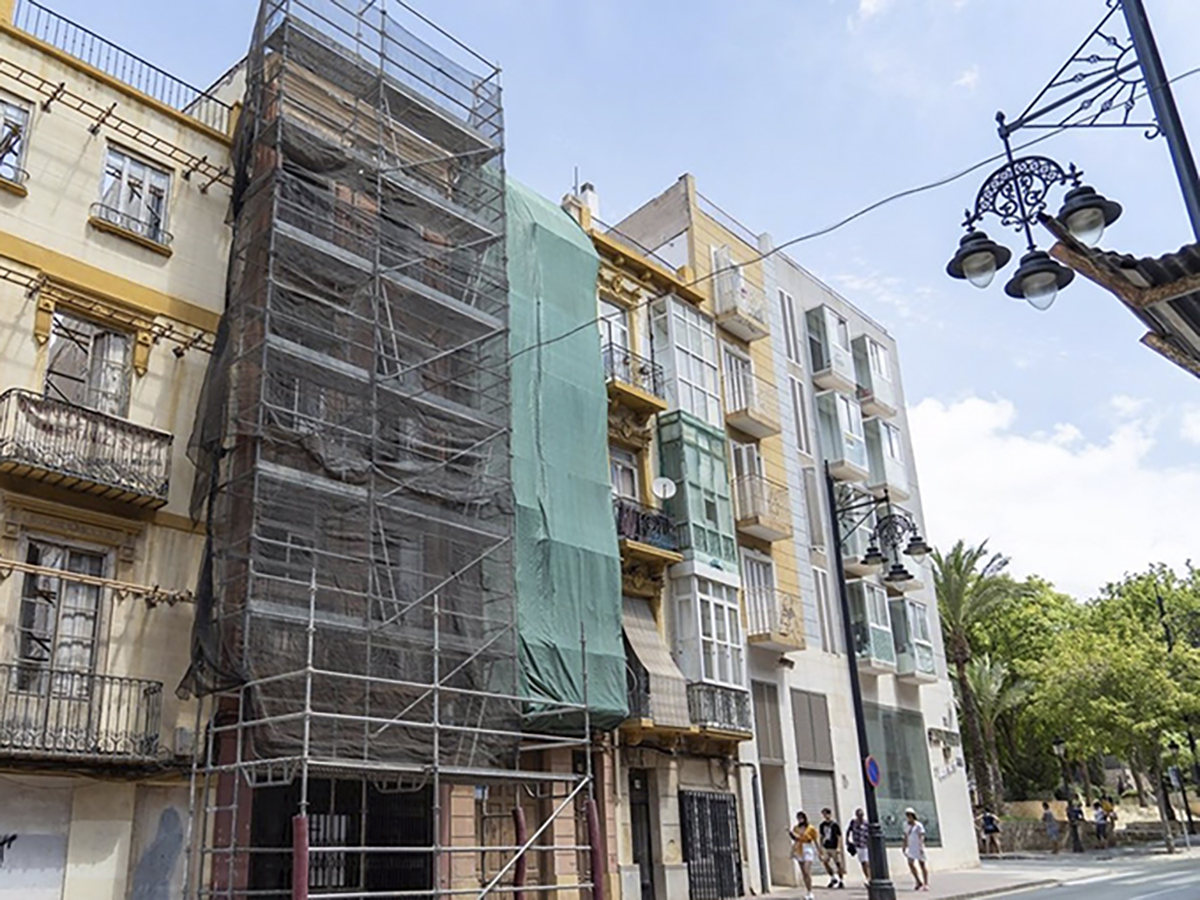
xmin=736 ymin=761 xmax=771 ymax=894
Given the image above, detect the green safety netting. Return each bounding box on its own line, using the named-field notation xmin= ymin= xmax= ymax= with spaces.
xmin=507 ymin=179 xmax=627 ymax=732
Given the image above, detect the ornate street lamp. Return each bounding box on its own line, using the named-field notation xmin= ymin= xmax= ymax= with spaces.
xmin=826 ymin=470 xmax=930 ymax=900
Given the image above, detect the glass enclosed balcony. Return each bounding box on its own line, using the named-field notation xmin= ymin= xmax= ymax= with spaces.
xmin=852 ymin=334 xmax=897 ymax=418
xmin=806 ymin=306 xmax=856 ymax=393
xmin=816 ymin=391 xmax=868 ymax=482
xmin=847 ymin=580 xmax=897 ymax=675
xmin=864 ymin=418 xmax=910 ymax=500
xmin=890 ymin=598 xmax=938 ymax=683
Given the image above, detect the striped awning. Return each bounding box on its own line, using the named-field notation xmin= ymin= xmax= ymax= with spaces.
xmin=623 ymin=597 xmax=691 ymax=729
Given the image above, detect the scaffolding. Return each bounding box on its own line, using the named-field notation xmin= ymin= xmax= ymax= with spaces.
xmin=184 ymin=1 xmax=598 ymax=897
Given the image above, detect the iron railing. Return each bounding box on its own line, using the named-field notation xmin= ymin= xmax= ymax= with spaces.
xmin=13 ymin=0 xmax=233 ymax=133
xmin=613 ymin=496 xmax=678 ymax=551
xmin=732 ymin=475 xmax=789 ymax=524
xmin=0 ymin=388 xmax=172 ymax=503
xmin=626 ymin=658 xmax=652 ymax=721
xmin=745 ymin=587 xmax=801 ymax=638
xmin=90 ymin=202 xmax=173 ymax=247
xmin=0 ymin=663 xmax=163 ymax=760
xmin=687 ymin=683 xmax=752 ymax=734
xmin=602 ymin=342 xmax=665 ymax=399
xmin=0 ymin=166 xmax=29 ymax=186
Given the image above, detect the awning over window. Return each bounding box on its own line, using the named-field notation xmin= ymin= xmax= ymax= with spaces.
xmin=623 ymin=597 xmax=691 ymax=729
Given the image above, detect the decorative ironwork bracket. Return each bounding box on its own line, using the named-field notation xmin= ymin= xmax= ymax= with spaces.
xmin=964 ymin=155 xmax=1082 ymax=235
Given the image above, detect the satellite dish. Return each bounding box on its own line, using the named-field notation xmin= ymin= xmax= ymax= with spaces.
xmin=651 ymin=477 xmax=677 ymax=500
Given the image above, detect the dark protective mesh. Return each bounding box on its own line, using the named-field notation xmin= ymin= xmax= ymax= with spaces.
xmin=185 ymin=0 xmax=518 ymax=772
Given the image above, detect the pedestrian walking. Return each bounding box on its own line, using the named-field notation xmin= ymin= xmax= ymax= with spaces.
xmin=1093 ymin=801 xmax=1110 ymax=849
xmin=817 ymin=807 xmax=845 ymax=889
xmin=789 ymin=810 xmax=819 ymax=900
xmin=1067 ymin=798 xmax=1085 ymax=852
xmin=978 ymin=808 xmax=1002 ymax=855
xmin=903 ymin=807 xmax=929 ymax=892
xmin=846 ymin=808 xmax=871 ymax=884
xmin=1041 ymin=801 xmax=1061 ymax=854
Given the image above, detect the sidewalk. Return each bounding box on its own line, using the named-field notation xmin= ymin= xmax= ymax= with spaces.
xmin=761 ymin=844 xmax=1200 ymax=900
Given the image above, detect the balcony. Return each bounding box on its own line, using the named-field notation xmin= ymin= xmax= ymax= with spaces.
xmin=687 ymin=683 xmax=752 ymax=736
xmin=806 ymin=307 xmax=857 ymax=394
xmin=13 ymin=0 xmax=233 ymax=134
xmin=864 ymin=419 xmax=910 ymax=501
xmin=723 ymin=370 xmax=781 ymax=439
xmin=602 ymin=343 xmax=668 ymax=414
xmin=839 ymin=507 xmax=876 ymax=577
xmin=626 ymin=656 xmax=653 ymax=724
xmin=0 ymin=665 xmax=164 ymax=762
xmin=852 ymin=335 xmax=898 ymax=418
xmin=713 ymin=269 xmax=769 ymax=342
xmin=848 ymin=581 xmax=897 ymax=675
xmin=0 ymin=389 xmax=172 ymax=508
xmin=745 ymin=588 xmax=805 ymax=652
xmin=89 ymin=203 xmax=174 ymax=255
xmin=732 ymin=475 xmax=792 ymax=542
xmin=614 ymin=497 xmax=683 ymax=565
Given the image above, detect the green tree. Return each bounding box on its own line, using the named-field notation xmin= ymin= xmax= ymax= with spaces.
xmin=932 ymin=540 xmax=1020 ymax=811
xmin=964 ymin=655 xmax=1030 ymax=807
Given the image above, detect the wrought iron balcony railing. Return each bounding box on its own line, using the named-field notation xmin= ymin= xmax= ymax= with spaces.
xmin=613 ymin=496 xmax=679 ymax=552
xmin=687 ymin=682 xmax=752 ymax=734
xmin=0 ymin=664 xmax=163 ymax=761
xmin=90 ymin=203 xmax=173 ymax=247
xmin=0 ymin=388 xmax=172 ymax=506
xmin=602 ymin=343 xmax=665 ymax=399
xmin=13 ymin=0 xmax=233 ymax=133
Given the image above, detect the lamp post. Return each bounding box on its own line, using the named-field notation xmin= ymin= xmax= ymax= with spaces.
xmin=825 ymin=465 xmax=930 ymax=900
xmin=946 ymin=0 xmax=1200 ymax=302
xmin=1168 ymin=741 xmax=1195 ymax=838
xmin=1053 ymin=738 xmax=1084 ymax=853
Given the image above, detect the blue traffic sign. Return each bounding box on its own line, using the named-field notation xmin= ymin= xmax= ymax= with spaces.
xmin=865 ymin=755 xmax=881 ymax=789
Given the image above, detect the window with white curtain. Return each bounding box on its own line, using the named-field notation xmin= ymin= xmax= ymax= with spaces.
xmin=44 ymin=311 xmax=132 ymax=417
xmin=17 ymin=539 xmax=105 ymax=694
xmin=0 ymin=94 xmax=30 ymax=183
xmin=99 ymin=146 xmax=171 ymax=242
xmin=609 ymin=445 xmax=640 ymax=500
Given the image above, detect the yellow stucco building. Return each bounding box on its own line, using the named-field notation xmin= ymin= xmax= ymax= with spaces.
xmin=0 ymin=2 xmax=233 ymax=897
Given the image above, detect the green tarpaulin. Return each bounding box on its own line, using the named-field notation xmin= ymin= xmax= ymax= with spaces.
xmin=507 ymin=179 xmax=627 ymax=732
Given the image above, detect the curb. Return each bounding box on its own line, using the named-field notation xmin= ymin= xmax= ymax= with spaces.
xmin=933 ymin=880 xmax=1058 ymax=900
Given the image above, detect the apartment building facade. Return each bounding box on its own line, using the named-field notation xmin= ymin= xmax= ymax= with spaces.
xmin=607 ymin=175 xmax=977 ymax=897
xmin=0 ymin=1 xmax=235 ymax=898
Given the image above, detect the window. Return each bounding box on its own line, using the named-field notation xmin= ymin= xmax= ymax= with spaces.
xmin=864 ymin=704 xmax=941 ymax=843
xmin=678 ymin=577 xmax=744 ymax=687
xmin=838 ymin=393 xmax=865 ymax=441
xmin=599 ymin=298 xmax=629 ymax=350
xmin=722 ymin=346 xmax=752 ymax=412
xmin=802 ymin=467 xmax=825 ymax=550
xmin=789 ymin=376 xmax=811 ymax=455
xmin=267 ymin=372 xmax=326 ymax=434
xmin=867 ymin=339 xmax=891 ymax=383
xmin=835 ymin=315 xmax=850 ymax=351
xmin=910 ymin=601 xmax=932 ymax=645
xmin=0 ymin=95 xmax=29 ymax=184
xmin=17 ymin=540 xmax=106 ymax=694
xmin=752 ymin=680 xmax=785 ymax=765
xmin=44 ymin=311 xmax=132 ymax=417
xmin=610 ymin=445 xmax=640 ymax=500
xmin=812 ymin=566 xmax=839 ymax=654
xmin=882 ymin=421 xmax=904 ymax=463
xmin=779 ymin=290 xmax=804 ymax=365
xmin=741 ymin=551 xmax=774 ymax=596
xmin=730 ymin=440 xmax=762 ymax=480
xmin=654 ymin=299 xmax=721 ymax=426
xmin=99 ymin=147 xmax=171 ymax=243
xmin=791 ymin=689 xmax=834 ymax=770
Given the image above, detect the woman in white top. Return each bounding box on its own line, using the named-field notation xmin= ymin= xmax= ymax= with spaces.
xmin=903 ymin=807 xmax=928 ymax=891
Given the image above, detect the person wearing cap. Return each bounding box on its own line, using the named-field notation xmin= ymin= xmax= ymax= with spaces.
xmin=903 ymin=807 xmax=928 ymax=891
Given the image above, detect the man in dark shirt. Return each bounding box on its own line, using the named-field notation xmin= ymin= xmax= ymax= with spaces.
xmin=818 ymin=807 xmax=845 ymax=889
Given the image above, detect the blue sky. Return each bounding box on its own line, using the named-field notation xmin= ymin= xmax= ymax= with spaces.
xmin=41 ymin=0 xmax=1200 ymax=597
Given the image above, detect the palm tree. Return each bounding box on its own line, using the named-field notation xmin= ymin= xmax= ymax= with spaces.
xmin=932 ymin=540 xmax=1017 ymax=812
xmin=964 ymin=655 xmax=1030 ymax=810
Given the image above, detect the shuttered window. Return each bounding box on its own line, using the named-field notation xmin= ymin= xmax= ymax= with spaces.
xmin=791 ymin=689 xmax=834 ymax=770
xmin=751 ymin=680 xmax=785 ymax=765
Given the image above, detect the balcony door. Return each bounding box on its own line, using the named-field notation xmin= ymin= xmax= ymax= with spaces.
xmin=730 ymin=441 xmax=761 ymax=480
xmin=5 ymin=539 xmax=106 ymax=753
xmin=723 ymin=348 xmax=752 ymax=412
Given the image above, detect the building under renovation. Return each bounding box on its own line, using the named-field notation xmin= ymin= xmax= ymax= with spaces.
xmin=186 ymin=1 xmax=623 ymax=897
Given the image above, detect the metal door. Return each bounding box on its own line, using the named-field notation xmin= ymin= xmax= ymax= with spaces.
xmin=680 ymin=790 xmax=743 ymax=900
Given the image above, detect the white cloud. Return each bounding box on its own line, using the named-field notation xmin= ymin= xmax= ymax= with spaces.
xmin=953 ymin=64 xmax=979 ymax=91
xmin=849 ymin=0 xmax=893 ymax=30
xmin=909 ymin=395 xmax=1200 ymax=599
xmin=1182 ymin=407 xmax=1200 ymax=445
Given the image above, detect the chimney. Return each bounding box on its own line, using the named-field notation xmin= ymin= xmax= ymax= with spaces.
xmin=580 ymin=182 xmax=600 ymax=222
